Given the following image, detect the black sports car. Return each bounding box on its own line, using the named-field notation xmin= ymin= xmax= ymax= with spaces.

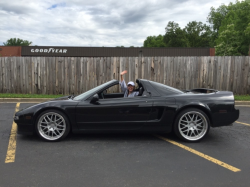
xmin=14 ymin=79 xmax=239 ymax=142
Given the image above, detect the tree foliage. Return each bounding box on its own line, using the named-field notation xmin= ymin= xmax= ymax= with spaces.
xmin=3 ymin=38 xmax=32 ymax=46
xmin=163 ymin=21 xmax=188 ymax=47
xmin=207 ymin=4 xmax=228 ymax=46
xmin=143 ymin=35 xmax=166 ymax=47
xmin=184 ymin=21 xmax=212 ymax=47
xmin=215 ymin=0 xmax=250 ymax=55
xmin=215 ymin=24 xmax=241 ymax=55
xmin=144 ymin=21 xmax=212 ymax=48
xmin=142 ymin=0 xmax=250 ymax=55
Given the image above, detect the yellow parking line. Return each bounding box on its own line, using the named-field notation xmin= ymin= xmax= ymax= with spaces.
xmin=5 ymin=103 xmax=20 ymax=163
xmin=154 ymin=134 xmax=241 ymax=172
xmin=236 ymin=121 xmax=250 ymax=127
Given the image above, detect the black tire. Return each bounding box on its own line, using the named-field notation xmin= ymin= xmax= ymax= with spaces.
xmin=173 ymin=108 xmax=210 ymax=142
xmin=35 ymin=109 xmax=70 ymax=142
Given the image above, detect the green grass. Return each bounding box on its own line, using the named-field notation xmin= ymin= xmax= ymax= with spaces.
xmin=0 ymin=93 xmax=64 ymax=98
xmin=234 ymin=95 xmax=250 ymax=101
xmin=0 ymin=93 xmax=250 ymax=101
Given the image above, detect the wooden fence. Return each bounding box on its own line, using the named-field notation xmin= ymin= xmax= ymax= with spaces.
xmin=0 ymin=56 xmax=250 ymax=95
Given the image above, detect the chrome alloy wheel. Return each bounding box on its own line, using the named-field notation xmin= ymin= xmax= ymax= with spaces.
xmin=37 ymin=112 xmax=66 ymax=141
xmin=178 ymin=111 xmax=208 ymax=141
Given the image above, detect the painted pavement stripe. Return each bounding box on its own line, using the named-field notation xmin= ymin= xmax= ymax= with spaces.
xmin=5 ymin=103 xmax=20 ymax=163
xmin=236 ymin=121 xmax=250 ymax=127
xmin=154 ymin=134 xmax=241 ymax=172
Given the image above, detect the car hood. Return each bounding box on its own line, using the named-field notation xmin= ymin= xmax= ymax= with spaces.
xmin=15 ymin=96 xmax=78 ymax=117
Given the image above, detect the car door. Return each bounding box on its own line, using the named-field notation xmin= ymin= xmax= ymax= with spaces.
xmin=75 ymin=96 xmax=153 ymax=130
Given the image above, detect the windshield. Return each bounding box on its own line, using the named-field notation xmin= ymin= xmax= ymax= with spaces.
xmin=73 ymin=81 xmax=115 ymax=100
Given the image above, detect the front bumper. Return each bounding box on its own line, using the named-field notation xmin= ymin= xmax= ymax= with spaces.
xmin=17 ymin=123 xmax=34 ymax=135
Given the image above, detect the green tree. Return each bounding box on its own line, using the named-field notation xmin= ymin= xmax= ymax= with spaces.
xmin=3 ymin=38 xmax=32 ymax=46
xmin=215 ymin=24 xmax=241 ymax=55
xmin=245 ymin=23 xmax=250 ymax=35
xmin=215 ymin=0 xmax=250 ymax=55
xmin=184 ymin=21 xmax=212 ymax=47
xmin=163 ymin=21 xmax=188 ymax=47
xmin=143 ymin=35 xmax=166 ymax=47
xmin=207 ymin=4 xmax=228 ymax=46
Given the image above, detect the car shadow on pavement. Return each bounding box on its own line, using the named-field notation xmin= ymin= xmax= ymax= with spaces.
xmin=17 ymin=128 xmax=227 ymax=144
xmin=17 ymin=132 xmax=177 ymax=143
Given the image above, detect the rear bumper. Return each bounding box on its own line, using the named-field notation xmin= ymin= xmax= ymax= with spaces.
xmin=17 ymin=123 xmax=34 ymax=135
xmin=211 ymin=109 xmax=239 ymax=127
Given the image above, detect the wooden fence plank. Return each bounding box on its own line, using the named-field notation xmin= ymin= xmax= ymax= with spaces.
xmin=222 ymin=57 xmax=228 ymax=91
xmin=166 ymin=57 xmax=171 ymax=86
xmin=141 ymin=56 xmax=145 ymax=79
xmin=131 ymin=57 xmax=135 ymax=83
xmin=237 ymin=57 xmax=243 ymax=94
xmin=22 ymin=57 xmax=26 ymax=93
xmin=247 ymin=57 xmax=250 ymax=94
xmin=144 ymin=57 xmax=148 ymax=81
xmin=135 ymin=57 xmax=138 ymax=82
xmin=138 ymin=55 xmax=142 ymax=79
xmin=106 ymin=57 xmax=111 ymax=84
xmin=179 ymin=57 xmax=185 ymax=90
xmin=11 ymin=57 xmax=15 ymax=93
xmin=169 ymin=57 xmax=174 ymax=87
xmin=229 ymin=56 xmax=235 ymax=92
xmin=33 ymin=57 xmax=37 ymax=94
xmin=82 ymin=57 xmax=88 ymax=92
xmin=2 ymin=57 xmax=6 ymax=92
xmin=0 ymin=58 xmax=2 ymax=92
xmin=216 ymin=56 xmax=221 ymax=90
xmin=150 ymin=56 xmax=154 ymax=81
xmin=232 ymin=56 xmax=238 ymax=93
xmin=193 ymin=57 xmax=198 ymax=89
xmin=185 ymin=57 xmax=191 ymax=90
xmin=208 ymin=56 xmax=214 ymax=89
xmin=5 ymin=57 xmax=9 ymax=93
xmin=242 ymin=56 xmax=248 ymax=94
xmin=15 ymin=57 xmax=20 ymax=93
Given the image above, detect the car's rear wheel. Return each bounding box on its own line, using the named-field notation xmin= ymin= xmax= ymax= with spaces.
xmin=174 ymin=108 xmax=210 ymax=142
xmin=36 ymin=110 xmax=70 ymax=141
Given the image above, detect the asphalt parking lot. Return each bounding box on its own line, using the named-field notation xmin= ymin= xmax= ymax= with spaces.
xmin=0 ymin=103 xmax=250 ymax=187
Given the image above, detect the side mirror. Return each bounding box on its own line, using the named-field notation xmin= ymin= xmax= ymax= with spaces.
xmin=90 ymin=94 xmax=99 ymax=103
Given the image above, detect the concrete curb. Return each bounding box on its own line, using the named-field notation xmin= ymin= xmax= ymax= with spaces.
xmin=235 ymin=101 xmax=250 ymax=105
xmin=0 ymin=98 xmax=250 ymax=105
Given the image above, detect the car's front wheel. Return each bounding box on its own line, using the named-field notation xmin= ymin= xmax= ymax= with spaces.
xmin=36 ymin=110 xmax=70 ymax=141
xmin=174 ymin=108 xmax=210 ymax=142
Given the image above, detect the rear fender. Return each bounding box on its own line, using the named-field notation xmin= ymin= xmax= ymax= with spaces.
xmin=174 ymin=102 xmax=213 ymax=126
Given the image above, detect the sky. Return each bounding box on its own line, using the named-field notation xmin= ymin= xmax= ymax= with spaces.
xmin=0 ymin=0 xmax=235 ymax=47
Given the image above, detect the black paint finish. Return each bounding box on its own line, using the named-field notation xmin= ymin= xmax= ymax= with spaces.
xmin=14 ymin=79 xmax=239 ymax=135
